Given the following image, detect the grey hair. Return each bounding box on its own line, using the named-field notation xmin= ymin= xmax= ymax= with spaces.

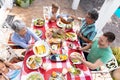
xmin=11 ymin=20 xmax=26 ymax=32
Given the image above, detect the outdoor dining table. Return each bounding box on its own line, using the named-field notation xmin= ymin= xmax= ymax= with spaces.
xmin=20 ymin=21 xmax=93 ymax=80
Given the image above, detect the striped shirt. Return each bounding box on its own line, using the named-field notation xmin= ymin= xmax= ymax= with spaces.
xmin=78 ymin=18 xmax=97 ymax=44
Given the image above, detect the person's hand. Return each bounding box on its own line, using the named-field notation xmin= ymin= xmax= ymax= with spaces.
xmin=78 ymin=33 xmax=82 ymax=38
xmin=70 ymin=53 xmax=83 ymax=61
xmin=12 ymin=64 xmax=21 ymax=70
xmin=76 ymin=46 xmax=82 ymax=51
xmin=76 ymin=31 xmax=83 ymax=38
xmin=28 ymin=44 xmax=34 ymax=49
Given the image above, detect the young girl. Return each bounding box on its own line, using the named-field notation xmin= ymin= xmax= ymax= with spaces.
xmin=48 ymin=3 xmax=60 ymax=22
xmin=0 ymin=59 xmax=22 ymax=80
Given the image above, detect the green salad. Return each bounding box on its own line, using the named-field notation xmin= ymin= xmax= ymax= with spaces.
xmin=27 ymin=73 xmax=43 ymax=80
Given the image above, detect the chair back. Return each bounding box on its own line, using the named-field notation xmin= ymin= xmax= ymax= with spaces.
xmin=106 ymin=55 xmax=118 ymax=72
xmin=0 ymin=43 xmax=17 ymax=61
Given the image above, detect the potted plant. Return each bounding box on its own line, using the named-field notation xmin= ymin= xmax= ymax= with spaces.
xmin=16 ymin=0 xmax=34 ymax=8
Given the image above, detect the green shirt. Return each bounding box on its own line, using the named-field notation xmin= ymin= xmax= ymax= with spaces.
xmin=87 ymin=40 xmax=113 ymax=64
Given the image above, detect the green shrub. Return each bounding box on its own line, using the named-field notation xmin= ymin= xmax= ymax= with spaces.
xmin=16 ymin=0 xmax=34 ymax=7
xmin=111 ymin=47 xmax=120 ymax=66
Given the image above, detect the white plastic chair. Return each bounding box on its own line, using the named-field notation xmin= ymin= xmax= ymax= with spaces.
xmin=0 ymin=42 xmax=24 ymax=62
xmin=91 ymin=55 xmax=118 ymax=80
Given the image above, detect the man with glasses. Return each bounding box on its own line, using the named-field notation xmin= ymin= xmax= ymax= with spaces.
xmin=72 ymin=9 xmax=99 ymax=46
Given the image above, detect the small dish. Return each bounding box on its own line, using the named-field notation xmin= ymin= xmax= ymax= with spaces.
xmin=68 ymin=67 xmax=81 ymax=76
xmin=49 ymin=54 xmax=68 ymax=61
xmin=49 ymin=71 xmax=66 ymax=80
xmin=34 ymin=18 xmax=45 ymax=27
xmin=35 ymin=29 xmax=42 ymax=37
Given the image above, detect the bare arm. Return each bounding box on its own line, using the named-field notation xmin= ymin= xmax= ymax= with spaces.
xmin=77 ymin=31 xmax=92 ymax=43
xmin=78 ymin=42 xmax=92 ymax=51
xmin=80 ymin=59 xmax=104 ymax=70
xmin=70 ymin=52 xmax=103 ymax=69
xmin=4 ymin=61 xmax=21 ymax=70
xmin=71 ymin=15 xmax=82 ymax=21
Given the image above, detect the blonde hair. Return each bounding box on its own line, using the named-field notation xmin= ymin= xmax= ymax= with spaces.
xmin=52 ymin=3 xmax=59 ymax=10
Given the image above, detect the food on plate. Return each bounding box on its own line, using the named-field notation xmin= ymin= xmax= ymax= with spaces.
xmin=27 ymin=72 xmax=44 ymax=80
xmin=71 ymin=59 xmax=80 ymax=63
xmin=66 ymin=23 xmax=73 ymax=29
xmin=65 ymin=32 xmax=77 ymax=41
xmin=50 ymin=54 xmax=68 ymax=61
xmin=51 ymin=44 xmax=58 ymax=50
xmin=48 ymin=38 xmax=62 ymax=43
xmin=60 ymin=17 xmax=71 ymax=24
xmin=70 ymin=52 xmax=82 ymax=64
xmin=51 ymin=71 xmax=57 ymax=78
xmin=59 ymin=54 xmax=68 ymax=61
xmin=34 ymin=18 xmax=45 ymax=26
xmin=49 ymin=71 xmax=65 ymax=80
xmin=57 ymin=21 xmax=66 ymax=28
xmin=33 ymin=40 xmax=50 ymax=57
xmin=51 ymin=29 xmax=65 ymax=39
xmin=35 ymin=30 xmax=42 ymax=37
xmin=68 ymin=43 xmax=76 ymax=49
xmin=68 ymin=67 xmax=81 ymax=75
xmin=35 ymin=45 xmax=46 ymax=54
xmin=27 ymin=55 xmax=42 ymax=69
xmin=45 ymin=28 xmax=65 ymax=42
xmin=67 ymin=16 xmax=74 ymax=23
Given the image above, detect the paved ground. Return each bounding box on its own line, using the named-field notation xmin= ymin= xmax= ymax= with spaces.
xmin=9 ymin=0 xmax=120 ymax=47
xmin=80 ymin=0 xmax=120 ymax=47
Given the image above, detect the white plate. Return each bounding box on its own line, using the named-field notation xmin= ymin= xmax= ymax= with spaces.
xmin=49 ymin=72 xmax=65 ymax=80
xmin=70 ymin=52 xmax=82 ymax=64
xmin=35 ymin=29 xmax=42 ymax=37
xmin=57 ymin=21 xmax=66 ymax=28
xmin=69 ymin=67 xmax=81 ymax=76
xmin=33 ymin=18 xmax=45 ymax=27
xmin=33 ymin=40 xmax=50 ymax=57
xmin=65 ymin=32 xmax=77 ymax=41
xmin=26 ymin=55 xmax=42 ymax=69
xmin=26 ymin=72 xmax=44 ymax=80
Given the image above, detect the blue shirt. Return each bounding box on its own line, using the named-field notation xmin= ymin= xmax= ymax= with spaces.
xmin=79 ymin=18 xmax=97 ymax=43
xmin=6 ymin=69 xmax=21 ymax=80
xmin=11 ymin=28 xmax=41 ymax=49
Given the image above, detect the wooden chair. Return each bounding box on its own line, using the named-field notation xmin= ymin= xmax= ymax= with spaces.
xmin=8 ymin=33 xmax=23 ymax=49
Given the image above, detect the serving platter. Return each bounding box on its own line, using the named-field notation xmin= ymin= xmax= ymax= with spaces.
xmin=33 ymin=18 xmax=45 ymax=27
xmin=33 ymin=40 xmax=50 ymax=57
xmin=49 ymin=54 xmax=68 ymax=62
xmin=35 ymin=29 xmax=42 ymax=37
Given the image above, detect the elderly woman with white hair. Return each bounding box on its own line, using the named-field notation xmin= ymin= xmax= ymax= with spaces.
xmin=11 ymin=20 xmax=41 ymax=49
